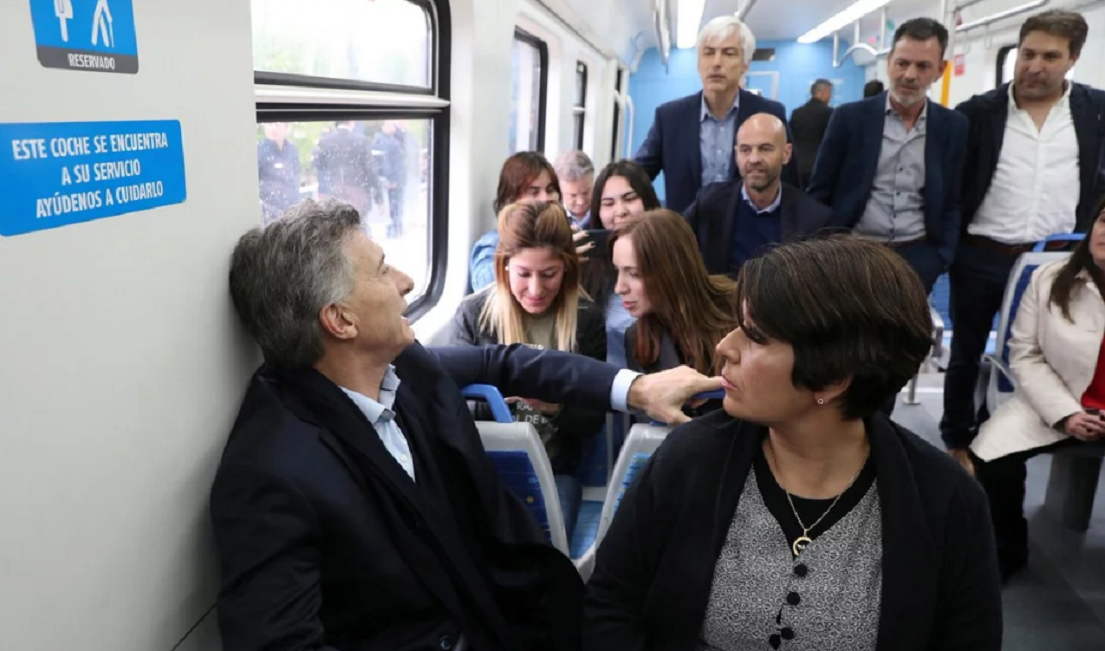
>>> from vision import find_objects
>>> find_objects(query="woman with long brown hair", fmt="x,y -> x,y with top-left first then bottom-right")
451,200 -> 607,538
971,196 -> 1105,581
610,209 -> 739,418
580,160 -> 662,367
468,152 -> 563,292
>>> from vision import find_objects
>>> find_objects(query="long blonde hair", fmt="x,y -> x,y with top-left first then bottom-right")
478,201 -> 582,351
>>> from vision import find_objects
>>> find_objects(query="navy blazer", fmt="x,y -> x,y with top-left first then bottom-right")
211,343 -> 622,651
956,82 -> 1105,234
807,93 -> 969,263
634,90 -> 801,215
684,180 -> 833,276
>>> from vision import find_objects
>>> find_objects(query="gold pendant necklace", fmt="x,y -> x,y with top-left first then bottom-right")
766,438 -> 868,557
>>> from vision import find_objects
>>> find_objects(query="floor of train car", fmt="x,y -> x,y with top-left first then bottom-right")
571,370 -> 1105,649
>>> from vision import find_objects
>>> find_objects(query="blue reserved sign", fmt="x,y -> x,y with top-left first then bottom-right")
0,120 -> 186,237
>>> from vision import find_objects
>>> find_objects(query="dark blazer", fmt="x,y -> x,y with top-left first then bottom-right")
807,93 -> 969,263
634,90 -> 801,214
211,343 -> 624,651
683,180 -> 833,276
790,98 -> 834,178
449,289 -> 608,473
583,411 -> 1002,651
956,82 -> 1105,234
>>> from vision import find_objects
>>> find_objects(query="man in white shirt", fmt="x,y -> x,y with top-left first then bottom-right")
943,10 -> 1105,524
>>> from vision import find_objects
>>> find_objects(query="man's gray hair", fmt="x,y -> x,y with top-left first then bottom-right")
229,198 -> 361,369
697,15 -> 757,66
553,150 -> 595,183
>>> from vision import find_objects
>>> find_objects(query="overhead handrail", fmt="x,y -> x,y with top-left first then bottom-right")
956,0 -> 1049,33
460,384 -> 513,424
1032,233 -> 1083,252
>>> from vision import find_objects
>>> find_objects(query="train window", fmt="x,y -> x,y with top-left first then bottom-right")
256,119 -> 434,295
510,29 -> 548,153
573,62 -> 588,150
251,0 -> 432,90
253,0 -> 451,320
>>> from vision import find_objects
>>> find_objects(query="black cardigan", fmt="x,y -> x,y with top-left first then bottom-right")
449,289 -> 608,474
583,410 -> 1002,651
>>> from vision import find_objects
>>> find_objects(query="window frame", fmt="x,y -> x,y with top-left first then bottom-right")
573,61 -> 588,151
512,27 -> 549,153
996,44 -> 1017,87
611,68 -> 623,160
252,0 -> 451,323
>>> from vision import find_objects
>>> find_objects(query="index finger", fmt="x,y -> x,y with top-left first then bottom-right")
664,411 -> 691,426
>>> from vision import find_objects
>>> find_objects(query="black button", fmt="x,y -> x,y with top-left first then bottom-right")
438,635 -> 453,651
787,591 -> 801,606
781,627 -> 795,641
769,633 -> 782,649
794,563 -> 808,577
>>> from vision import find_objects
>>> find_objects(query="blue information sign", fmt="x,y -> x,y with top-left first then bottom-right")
28,0 -> 139,73
0,120 -> 187,237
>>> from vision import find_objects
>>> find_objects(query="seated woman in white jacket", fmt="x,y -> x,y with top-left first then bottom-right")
971,198 -> 1105,583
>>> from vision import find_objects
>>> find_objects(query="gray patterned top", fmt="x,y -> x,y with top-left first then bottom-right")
698,467 -> 883,651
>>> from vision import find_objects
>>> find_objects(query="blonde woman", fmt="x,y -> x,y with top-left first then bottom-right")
451,201 -> 606,537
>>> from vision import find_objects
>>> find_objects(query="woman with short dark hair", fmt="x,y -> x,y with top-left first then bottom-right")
584,235 -> 1002,651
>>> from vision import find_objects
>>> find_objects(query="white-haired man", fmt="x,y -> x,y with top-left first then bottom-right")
212,198 -> 719,651
634,15 -> 800,214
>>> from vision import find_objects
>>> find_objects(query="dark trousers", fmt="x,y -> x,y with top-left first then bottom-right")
878,242 -> 946,417
940,243 -> 1021,448
973,438 -> 1085,577
554,474 -> 582,542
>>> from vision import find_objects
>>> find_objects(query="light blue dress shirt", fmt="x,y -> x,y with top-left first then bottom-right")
339,364 -> 641,478
340,366 -> 416,481
700,94 -> 741,186
740,183 -> 783,214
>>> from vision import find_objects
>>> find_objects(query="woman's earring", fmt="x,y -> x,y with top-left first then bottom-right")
816,398 -> 825,406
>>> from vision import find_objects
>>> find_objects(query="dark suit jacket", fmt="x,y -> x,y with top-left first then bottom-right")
211,343 -> 624,651
449,290 -> 608,474
790,98 -> 833,178
583,411 -> 1002,651
956,82 -> 1105,234
634,90 -> 801,214
807,93 -> 969,263
315,128 -> 378,216
683,180 -> 833,276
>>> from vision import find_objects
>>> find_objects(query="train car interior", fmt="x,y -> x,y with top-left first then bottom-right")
2,0 -> 1104,649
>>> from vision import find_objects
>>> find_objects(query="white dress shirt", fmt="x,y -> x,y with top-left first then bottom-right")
340,366 -> 642,480
969,83 -> 1080,244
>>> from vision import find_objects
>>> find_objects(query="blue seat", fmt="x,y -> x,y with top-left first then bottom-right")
980,252 -> 1071,414
575,422 -> 672,580
1032,233 -> 1084,252
462,385 -> 570,555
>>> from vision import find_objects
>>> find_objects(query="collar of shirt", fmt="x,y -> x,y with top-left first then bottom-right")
569,210 -> 590,229
1009,79 -> 1073,113
885,93 -> 929,121
338,365 -> 401,424
741,183 -> 783,214
700,92 -> 741,123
